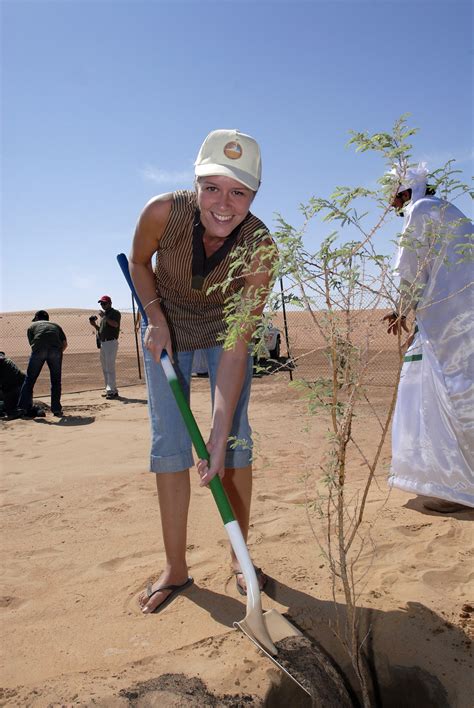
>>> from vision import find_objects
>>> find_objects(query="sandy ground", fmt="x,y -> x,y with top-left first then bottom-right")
1,373 -> 473,707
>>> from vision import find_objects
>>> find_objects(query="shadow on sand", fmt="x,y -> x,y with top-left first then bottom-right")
33,414 -> 96,426
403,495 -> 474,522
116,395 -> 148,405
186,576 -> 468,707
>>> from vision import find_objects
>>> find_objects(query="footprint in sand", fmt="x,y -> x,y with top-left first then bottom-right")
96,495 -> 118,504
256,486 -> 303,503
0,595 -> 26,609
34,511 -> 62,526
397,522 -> 433,535
422,566 -> 474,593
96,549 -> 155,573
102,504 -> 131,514
256,491 -> 279,502
291,565 -> 314,583
422,523 -> 463,554
251,514 -> 309,544
28,546 -> 63,557
197,633 -> 227,659
0,688 -> 18,701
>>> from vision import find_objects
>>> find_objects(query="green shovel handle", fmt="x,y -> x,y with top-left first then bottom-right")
116,253 -> 235,525
166,375 -> 236,524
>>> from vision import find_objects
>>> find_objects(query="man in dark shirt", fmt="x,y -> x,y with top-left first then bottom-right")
89,295 -> 121,399
17,310 -> 67,417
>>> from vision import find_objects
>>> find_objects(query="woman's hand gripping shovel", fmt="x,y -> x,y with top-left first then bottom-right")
117,253 -> 309,695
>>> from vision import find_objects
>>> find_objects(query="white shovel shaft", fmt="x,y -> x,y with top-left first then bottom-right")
225,520 -> 262,613
160,352 -> 176,380
225,520 -> 278,655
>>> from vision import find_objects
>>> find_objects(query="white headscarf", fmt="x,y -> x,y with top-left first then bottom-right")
389,162 -> 429,204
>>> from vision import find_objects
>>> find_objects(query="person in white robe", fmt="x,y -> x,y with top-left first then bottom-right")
385,163 -> 473,513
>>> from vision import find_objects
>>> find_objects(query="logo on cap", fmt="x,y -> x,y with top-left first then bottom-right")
223,141 -> 243,160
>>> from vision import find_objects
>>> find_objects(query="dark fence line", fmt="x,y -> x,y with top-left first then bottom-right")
1,304 -> 400,398
1,309 -> 143,397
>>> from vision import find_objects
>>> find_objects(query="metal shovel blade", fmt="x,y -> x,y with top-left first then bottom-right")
235,609 -> 311,696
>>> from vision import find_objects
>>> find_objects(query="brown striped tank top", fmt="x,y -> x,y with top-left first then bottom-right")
154,190 -> 272,352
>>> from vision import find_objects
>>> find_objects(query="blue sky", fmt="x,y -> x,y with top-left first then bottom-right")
2,0 -> 472,312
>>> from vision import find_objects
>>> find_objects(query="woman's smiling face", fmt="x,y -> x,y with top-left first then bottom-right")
196,175 -> 255,240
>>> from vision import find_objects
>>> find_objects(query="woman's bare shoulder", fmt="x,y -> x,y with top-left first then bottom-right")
140,193 -> 174,224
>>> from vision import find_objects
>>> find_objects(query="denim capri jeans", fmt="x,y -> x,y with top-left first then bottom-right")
142,338 -> 254,473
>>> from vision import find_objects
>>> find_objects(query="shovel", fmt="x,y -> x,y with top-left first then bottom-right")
116,253 -> 309,694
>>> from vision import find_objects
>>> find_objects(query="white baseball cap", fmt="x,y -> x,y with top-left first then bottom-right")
194,129 -> 262,191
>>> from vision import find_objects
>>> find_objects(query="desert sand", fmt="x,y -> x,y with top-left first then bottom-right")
1,312 -> 473,707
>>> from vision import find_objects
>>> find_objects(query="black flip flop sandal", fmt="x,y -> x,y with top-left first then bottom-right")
233,567 -> 267,597
142,577 -> 194,614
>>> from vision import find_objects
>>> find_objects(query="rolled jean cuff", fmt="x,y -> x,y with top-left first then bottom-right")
224,447 -> 252,469
150,451 -> 195,473
150,447 -> 251,473
143,341 -> 254,475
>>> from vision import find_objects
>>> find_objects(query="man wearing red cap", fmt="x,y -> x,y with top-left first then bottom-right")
89,296 -> 121,399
